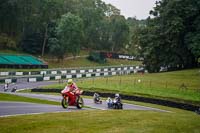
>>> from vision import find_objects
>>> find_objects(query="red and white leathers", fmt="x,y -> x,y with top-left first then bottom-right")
64,82 -> 81,95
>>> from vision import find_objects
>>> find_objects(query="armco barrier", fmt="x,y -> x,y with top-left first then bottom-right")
0,65 -> 144,83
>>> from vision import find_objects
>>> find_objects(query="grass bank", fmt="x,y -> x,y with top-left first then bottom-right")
0,49 -> 142,71
41,69 -> 200,105
0,109 -> 199,133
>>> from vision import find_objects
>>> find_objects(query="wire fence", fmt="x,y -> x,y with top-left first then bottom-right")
77,76 -> 200,93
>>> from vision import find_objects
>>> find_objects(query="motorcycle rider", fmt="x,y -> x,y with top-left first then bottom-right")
93,93 -> 100,101
114,93 -> 121,103
65,79 -> 82,97
106,97 -> 113,108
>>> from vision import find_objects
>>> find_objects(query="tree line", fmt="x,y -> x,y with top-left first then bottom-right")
138,0 -> 200,72
0,0 -> 136,56
0,0 -> 199,72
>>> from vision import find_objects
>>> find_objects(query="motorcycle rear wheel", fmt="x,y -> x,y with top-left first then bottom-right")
76,97 -> 84,109
61,98 -> 69,109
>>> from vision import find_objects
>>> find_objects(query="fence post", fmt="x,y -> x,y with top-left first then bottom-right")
119,77 -> 121,86
149,80 -> 151,88
134,79 -> 136,87
92,78 -> 94,88
106,77 -> 108,84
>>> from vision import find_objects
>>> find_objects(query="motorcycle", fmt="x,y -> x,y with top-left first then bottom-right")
112,99 -> 123,109
93,93 -> 102,104
61,87 -> 84,109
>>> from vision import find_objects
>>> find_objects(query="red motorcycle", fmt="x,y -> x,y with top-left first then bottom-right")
61,87 -> 84,109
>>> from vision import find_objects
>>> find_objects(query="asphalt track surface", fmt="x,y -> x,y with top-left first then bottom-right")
0,92 -> 169,117
0,81 -> 169,117
0,81 -> 57,92
0,101 -> 84,117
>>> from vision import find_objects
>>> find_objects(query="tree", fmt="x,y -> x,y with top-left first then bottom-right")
56,13 -> 83,58
139,0 -> 200,72
39,0 -> 63,56
109,15 -> 129,52
127,17 -> 146,55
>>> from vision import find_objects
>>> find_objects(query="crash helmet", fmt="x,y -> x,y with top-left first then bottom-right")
67,79 -> 73,85
115,93 -> 119,97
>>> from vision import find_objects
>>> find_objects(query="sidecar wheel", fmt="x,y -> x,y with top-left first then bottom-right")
61,98 -> 68,109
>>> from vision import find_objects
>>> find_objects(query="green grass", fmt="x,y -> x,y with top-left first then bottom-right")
47,58 -> 141,68
0,57 -> 141,71
41,69 -> 200,105
0,109 -> 199,133
0,93 -> 59,105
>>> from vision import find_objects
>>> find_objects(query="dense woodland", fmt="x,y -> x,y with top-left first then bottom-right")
0,0 -> 199,72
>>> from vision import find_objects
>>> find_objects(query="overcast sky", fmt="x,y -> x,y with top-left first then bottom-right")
102,0 -> 158,20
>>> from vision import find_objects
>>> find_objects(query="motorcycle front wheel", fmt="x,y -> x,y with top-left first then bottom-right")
76,97 -> 84,109
61,98 -> 69,109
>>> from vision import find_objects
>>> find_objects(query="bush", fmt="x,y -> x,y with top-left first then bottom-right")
87,52 -> 106,64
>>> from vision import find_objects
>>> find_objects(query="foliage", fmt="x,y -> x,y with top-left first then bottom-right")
0,0 -> 135,57
1,0 -> 199,71
0,34 -> 16,49
56,13 -> 83,58
138,0 -> 200,72
108,15 -> 130,52
87,51 -> 106,63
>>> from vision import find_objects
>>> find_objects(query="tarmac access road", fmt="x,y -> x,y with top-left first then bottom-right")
0,81 -> 58,92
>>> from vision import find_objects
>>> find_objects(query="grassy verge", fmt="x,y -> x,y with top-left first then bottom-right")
0,58 -> 141,71
0,109 -> 199,133
46,58 -> 141,68
0,93 -> 59,105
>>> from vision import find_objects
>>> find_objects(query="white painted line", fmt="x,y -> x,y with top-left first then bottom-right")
16,72 -> 23,76
112,72 -> 116,75
88,69 -> 93,73
96,69 -> 101,72
55,76 -> 61,80
0,111 -> 68,118
76,74 -> 82,78
104,68 -> 108,71
51,71 -> 57,75
71,70 -> 76,74
5,79 -> 12,83
104,72 -> 108,76
80,70 -> 85,73
28,78 -> 36,82
111,68 -> 115,71
117,68 -> 121,71
86,73 -> 91,77
61,71 -> 67,74
95,73 -> 100,77
0,72 -> 9,76
66,75 -> 72,79
40,71 -> 47,75
43,77 -> 50,81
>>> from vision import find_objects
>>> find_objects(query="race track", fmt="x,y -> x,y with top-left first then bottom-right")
0,81 -> 170,117
0,81 -> 57,92
0,92 -> 169,117
0,101 -> 77,117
